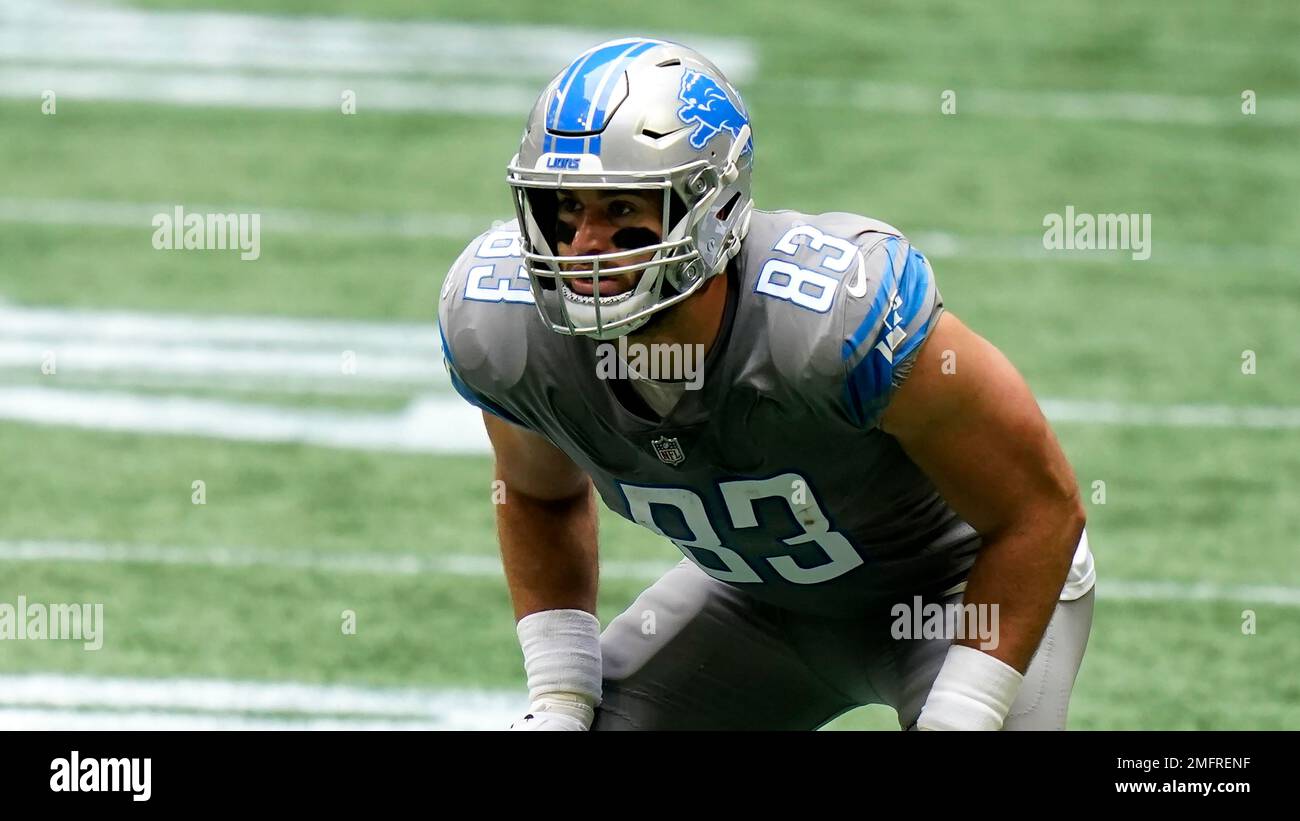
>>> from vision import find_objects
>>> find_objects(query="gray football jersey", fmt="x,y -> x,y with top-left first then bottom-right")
438,209 -> 981,617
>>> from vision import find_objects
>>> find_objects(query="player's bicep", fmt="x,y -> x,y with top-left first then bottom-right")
879,312 -> 1082,537
483,411 -> 589,503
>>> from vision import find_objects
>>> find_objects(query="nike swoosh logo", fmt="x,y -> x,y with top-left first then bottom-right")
845,250 -> 869,298
846,236 -> 894,299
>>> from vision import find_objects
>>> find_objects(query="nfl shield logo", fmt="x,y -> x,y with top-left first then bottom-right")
651,436 -> 686,466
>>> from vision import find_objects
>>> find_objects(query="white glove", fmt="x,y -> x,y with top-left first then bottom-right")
916,644 -> 1024,731
510,693 -> 595,731
508,609 -> 602,731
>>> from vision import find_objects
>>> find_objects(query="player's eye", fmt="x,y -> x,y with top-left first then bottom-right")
608,200 -> 637,217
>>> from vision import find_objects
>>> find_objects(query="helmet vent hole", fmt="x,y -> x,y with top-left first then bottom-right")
656,58 -> 682,67
716,191 -> 741,222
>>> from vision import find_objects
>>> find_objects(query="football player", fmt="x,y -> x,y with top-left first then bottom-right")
438,38 -> 1095,730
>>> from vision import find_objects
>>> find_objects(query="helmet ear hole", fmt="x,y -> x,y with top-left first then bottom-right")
716,191 -> 741,223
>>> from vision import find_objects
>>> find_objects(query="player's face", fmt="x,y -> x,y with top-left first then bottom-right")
555,188 -> 663,298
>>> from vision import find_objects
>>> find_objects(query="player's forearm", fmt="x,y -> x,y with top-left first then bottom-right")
496,481 -> 600,620
957,498 -> 1085,673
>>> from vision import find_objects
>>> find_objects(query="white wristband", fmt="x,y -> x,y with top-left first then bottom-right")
516,608 -> 602,708
916,644 -> 1024,731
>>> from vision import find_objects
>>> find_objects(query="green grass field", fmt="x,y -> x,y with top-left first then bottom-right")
1,0 -> 1297,729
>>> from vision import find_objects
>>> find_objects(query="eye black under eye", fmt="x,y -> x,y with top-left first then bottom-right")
555,220 -> 576,245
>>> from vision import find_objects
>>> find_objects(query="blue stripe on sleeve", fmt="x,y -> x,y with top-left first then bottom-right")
842,236 -> 902,361
841,242 -> 938,427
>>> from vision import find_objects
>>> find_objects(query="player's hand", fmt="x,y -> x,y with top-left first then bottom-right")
509,693 -> 595,731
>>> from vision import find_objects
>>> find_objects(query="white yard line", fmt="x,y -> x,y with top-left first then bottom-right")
0,673 -> 522,730
0,368 -> 431,399
0,538 -> 1296,607
0,0 -> 757,81
0,300 -> 445,390
0,0 -> 755,114
9,67 -> 1291,125
0,300 -> 439,355
767,78 -> 1300,126
0,387 -> 489,453
0,538 -> 675,581
0,197 -> 491,240
1,304 -> 1299,449
0,709 -> 488,730
0,340 -> 443,385
1100,580 -> 1300,608
3,385 -> 1300,458
0,66 -> 545,115
1037,399 -> 1300,431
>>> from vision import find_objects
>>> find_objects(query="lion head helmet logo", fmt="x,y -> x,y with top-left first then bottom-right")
675,69 -> 753,153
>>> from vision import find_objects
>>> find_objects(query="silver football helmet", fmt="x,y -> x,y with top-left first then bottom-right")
507,38 -> 755,339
